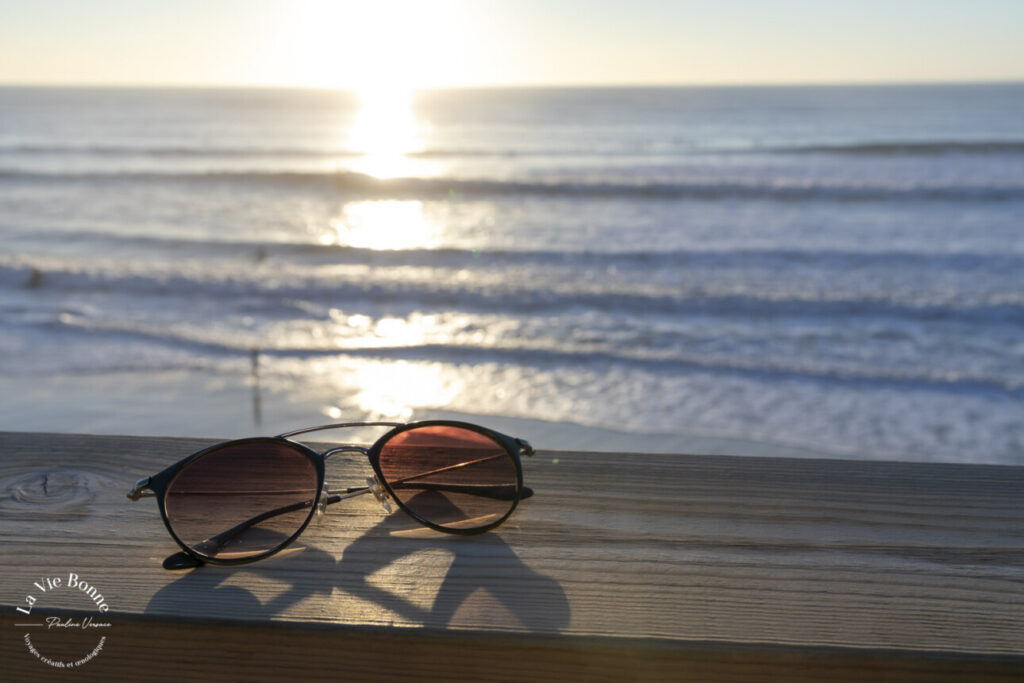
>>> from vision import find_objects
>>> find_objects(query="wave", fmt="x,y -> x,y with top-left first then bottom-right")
0,142 -> 625,159
3,259 -> 1022,325
781,140 -> 1024,156
8,139 -> 1024,159
0,143 -> 358,158
15,313 -> 1024,398
8,226 -> 1024,275
2,168 -> 1022,202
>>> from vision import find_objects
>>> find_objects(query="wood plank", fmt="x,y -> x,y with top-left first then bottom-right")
4,610 -> 1024,683
1,431 -> 1022,680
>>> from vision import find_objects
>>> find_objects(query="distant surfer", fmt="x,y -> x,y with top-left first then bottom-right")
25,266 -> 44,288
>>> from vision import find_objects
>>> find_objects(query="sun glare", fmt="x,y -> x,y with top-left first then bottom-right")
347,88 -> 422,178
323,200 -> 441,250
289,1 -> 474,177
353,361 -> 462,421
291,1 -> 467,91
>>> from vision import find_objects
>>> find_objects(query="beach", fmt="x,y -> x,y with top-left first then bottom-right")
1,84 -> 1022,464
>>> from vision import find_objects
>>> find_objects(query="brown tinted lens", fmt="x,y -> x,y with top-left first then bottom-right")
165,441 -> 318,560
378,425 -> 518,530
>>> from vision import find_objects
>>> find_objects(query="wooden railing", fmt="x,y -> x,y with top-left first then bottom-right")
1,431 -> 1022,681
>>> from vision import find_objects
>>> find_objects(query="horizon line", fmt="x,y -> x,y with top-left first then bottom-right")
1,78 -> 1023,92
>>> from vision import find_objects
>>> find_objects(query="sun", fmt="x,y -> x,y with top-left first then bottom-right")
286,1 -> 472,176
288,1 -> 469,92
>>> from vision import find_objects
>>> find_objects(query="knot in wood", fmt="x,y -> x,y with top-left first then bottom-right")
1,468 -> 107,518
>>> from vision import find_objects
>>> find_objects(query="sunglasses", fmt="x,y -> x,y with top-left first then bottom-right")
128,420 -> 535,570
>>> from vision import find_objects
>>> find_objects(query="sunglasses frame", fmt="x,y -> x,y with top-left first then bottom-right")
128,419 -> 535,569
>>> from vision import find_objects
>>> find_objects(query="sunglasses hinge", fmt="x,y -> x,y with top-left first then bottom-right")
127,476 -> 154,501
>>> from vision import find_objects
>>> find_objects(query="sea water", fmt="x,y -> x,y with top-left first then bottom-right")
0,84 -> 1022,463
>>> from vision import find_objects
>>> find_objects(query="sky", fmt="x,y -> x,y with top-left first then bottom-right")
1,0 -> 1022,89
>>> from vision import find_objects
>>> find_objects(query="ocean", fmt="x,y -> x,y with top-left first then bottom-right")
1,84 -> 1022,463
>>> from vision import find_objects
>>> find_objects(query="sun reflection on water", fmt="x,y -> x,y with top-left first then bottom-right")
348,88 -> 422,179
323,199 -> 441,250
352,360 -> 462,421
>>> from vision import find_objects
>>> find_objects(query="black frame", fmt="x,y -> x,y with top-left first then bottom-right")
128,420 -> 535,570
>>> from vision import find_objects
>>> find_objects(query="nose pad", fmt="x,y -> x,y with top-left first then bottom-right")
366,475 -> 394,514
315,485 -> 329,523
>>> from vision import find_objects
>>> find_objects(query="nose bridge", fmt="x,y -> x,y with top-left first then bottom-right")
322,444 -> 369,459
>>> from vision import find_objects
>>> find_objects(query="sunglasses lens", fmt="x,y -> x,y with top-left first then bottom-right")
164,440 -> 318,560
378,425 -> 519,531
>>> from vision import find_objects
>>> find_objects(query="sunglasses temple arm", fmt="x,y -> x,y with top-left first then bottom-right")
337,482 -> 534,502
171,476 -> 521,557
379,453 -> 508,485
327,435 -> 537,504
160,484 -> 531,571
340,454 -> 535,501
390,482 -> 526,500
162,493 -> 368,570
189,499 -> 314,556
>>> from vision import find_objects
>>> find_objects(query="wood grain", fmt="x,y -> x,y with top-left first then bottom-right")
1,431 -> 1022,680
